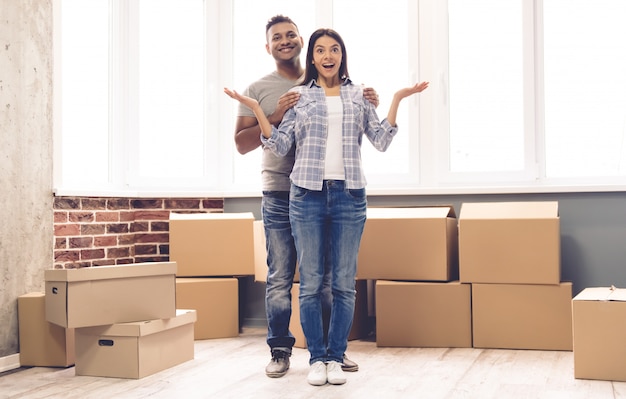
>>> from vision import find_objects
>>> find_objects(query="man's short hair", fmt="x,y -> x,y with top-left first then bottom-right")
265,15 -> 299,34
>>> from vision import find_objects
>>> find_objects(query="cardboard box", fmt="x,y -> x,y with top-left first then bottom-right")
472,282 -> 573,350
290,280 -> 369,349
75,309 -> 196,379
357,207 -> 458,281
18,292 -> 75,367
253,220 -> 300,283
459,201 -> 560,284
375,280 -> 471,348
45,262 -> 177,328
175,277 -> 239,339
572,286 -> 626,381
170,212 -> 254,277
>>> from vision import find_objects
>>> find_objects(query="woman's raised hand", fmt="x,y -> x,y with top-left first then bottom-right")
394,81 -> 430,101
224,88 -> 259,111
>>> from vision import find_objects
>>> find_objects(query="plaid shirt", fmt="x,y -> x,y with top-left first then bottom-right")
261,78 -> 397,191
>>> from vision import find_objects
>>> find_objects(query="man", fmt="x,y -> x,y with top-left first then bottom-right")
234,15 -> 377,378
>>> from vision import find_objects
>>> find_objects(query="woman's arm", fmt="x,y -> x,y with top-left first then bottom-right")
386,81 -> 430,126
224,88 -> 273,139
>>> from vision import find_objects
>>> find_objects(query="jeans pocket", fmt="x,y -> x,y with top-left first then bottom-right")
290,184 -> 309,201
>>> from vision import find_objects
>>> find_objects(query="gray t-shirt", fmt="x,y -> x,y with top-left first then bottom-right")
238,71 -> 300,191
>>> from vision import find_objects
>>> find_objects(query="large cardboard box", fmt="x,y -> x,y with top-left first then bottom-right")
290,280 -> 369,349
18,292 -> 75,367
472,282 -> 573,350
357,207 -> 458,281
45,262 -> 177,328
75,309 -> 196,379
175,277 -> 239,339
253,220 -> 300,283
459,201 -> 560,284
375,280 -> 471,348
170,212 -> 254,277
572,287 -> 626,381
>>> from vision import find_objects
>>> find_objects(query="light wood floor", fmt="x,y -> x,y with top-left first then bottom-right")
2,327 -> 625,399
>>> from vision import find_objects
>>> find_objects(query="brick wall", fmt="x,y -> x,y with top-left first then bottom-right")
53,196 -> 224,269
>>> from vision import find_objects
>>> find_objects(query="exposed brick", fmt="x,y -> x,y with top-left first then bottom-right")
116,258 -> 134,265
151,221 -> 169,232
131,199 -> 163,209
64,262 -> 90,269
81,224 -> 106,235
81,249 -> 105,260
164,199 -> 201,209
135,256 -> 169,263
69,212 -> 94,223
54,212 -> 68,223
135,233 -> 169,244
118,234 -> 135,245
55,237 -> 67,249
202,199 -> 224,209
70,237 -> 93,249
120,211 -> 136,222
54,250 -> 80,262
107,223 -> 129,234
54,197 -> 80,210
82,198 -> 107,210
96,211 -> 119,222
134,210 -> 170,221
108,198 -> 130,210
135,244 -> 157,255
108,247 -> 131,258
94,236 -> 117,247
159,244 -> 169,255
54,224 -> 80,236
93,259 -> 116,266
130,221 -> 150,232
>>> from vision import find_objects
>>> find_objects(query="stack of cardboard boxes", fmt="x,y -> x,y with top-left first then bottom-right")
38,261 -> 196,379
169,212 -> 255,340
358,206 -> 471,348
458,201 -> 572,351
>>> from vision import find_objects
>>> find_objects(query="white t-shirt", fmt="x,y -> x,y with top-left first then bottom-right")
323,96 -> 345,180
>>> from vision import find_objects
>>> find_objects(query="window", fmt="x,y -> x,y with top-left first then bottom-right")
54,0 -> 626,197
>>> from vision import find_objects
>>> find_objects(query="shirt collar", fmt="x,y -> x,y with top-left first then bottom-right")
307,77 -> 353,88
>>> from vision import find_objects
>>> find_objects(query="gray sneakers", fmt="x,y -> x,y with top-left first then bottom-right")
265,348 -> 291,378
342,354 -> 359,372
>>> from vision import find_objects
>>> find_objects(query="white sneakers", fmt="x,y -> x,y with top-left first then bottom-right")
307,361 -> 327,386
307,360 -> 347,386
326,361 -> 347,385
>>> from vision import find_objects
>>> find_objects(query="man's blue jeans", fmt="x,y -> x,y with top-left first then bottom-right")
289,180 -> 367,364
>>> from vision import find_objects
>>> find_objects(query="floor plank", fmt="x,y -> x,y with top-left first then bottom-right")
1,327 -> 623,399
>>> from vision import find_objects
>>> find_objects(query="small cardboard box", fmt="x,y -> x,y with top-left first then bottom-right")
175,277 -> 239,339
572,286 -> 626,381
170,212 -> 254,277
357,207 -> 458,281
45,262 -> 177,328
472,282 -> 573,351
290,280 -> 369,349
375,280 -> 471,348
18,292 -> 75,367
459,201 -> 560,284
253,220 -> 300,283
75,309 -> 196,379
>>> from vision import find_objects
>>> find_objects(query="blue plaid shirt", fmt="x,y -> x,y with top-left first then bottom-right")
261,78 -> 398,191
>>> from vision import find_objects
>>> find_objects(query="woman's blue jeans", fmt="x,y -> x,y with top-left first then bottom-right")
289,180 -> 367,364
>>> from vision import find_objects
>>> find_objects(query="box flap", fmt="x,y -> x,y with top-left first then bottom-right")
79,309 -> 197,337
44,262 -> 177,283
460,201 -> 558,220
366,206 -> 455,219
170,212 -> 254,220
573,286 -> 626,302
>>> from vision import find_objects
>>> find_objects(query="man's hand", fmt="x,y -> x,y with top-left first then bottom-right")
363,87 -> 380,108
269,91 -> 300,125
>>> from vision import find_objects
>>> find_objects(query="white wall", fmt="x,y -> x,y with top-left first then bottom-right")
0,0 -> 53,359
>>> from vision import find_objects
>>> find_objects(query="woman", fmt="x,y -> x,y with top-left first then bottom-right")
225,28 -> 429,386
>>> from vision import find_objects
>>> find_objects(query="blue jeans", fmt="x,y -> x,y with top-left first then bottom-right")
262,191 -> 332,351
289,181 -> 367,364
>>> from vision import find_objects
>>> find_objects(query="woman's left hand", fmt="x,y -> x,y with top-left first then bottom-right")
395,81 -> 430,100
224,87 -> 259,111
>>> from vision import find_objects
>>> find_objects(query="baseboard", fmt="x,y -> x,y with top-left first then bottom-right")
0,353 -> 20,373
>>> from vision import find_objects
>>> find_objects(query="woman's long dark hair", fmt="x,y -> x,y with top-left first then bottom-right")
301,28 -> 350,86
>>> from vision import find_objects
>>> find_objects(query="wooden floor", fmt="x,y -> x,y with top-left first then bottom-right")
2,327 -> 624,399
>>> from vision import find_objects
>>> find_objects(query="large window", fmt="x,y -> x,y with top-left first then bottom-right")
54,0 -> 626,197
